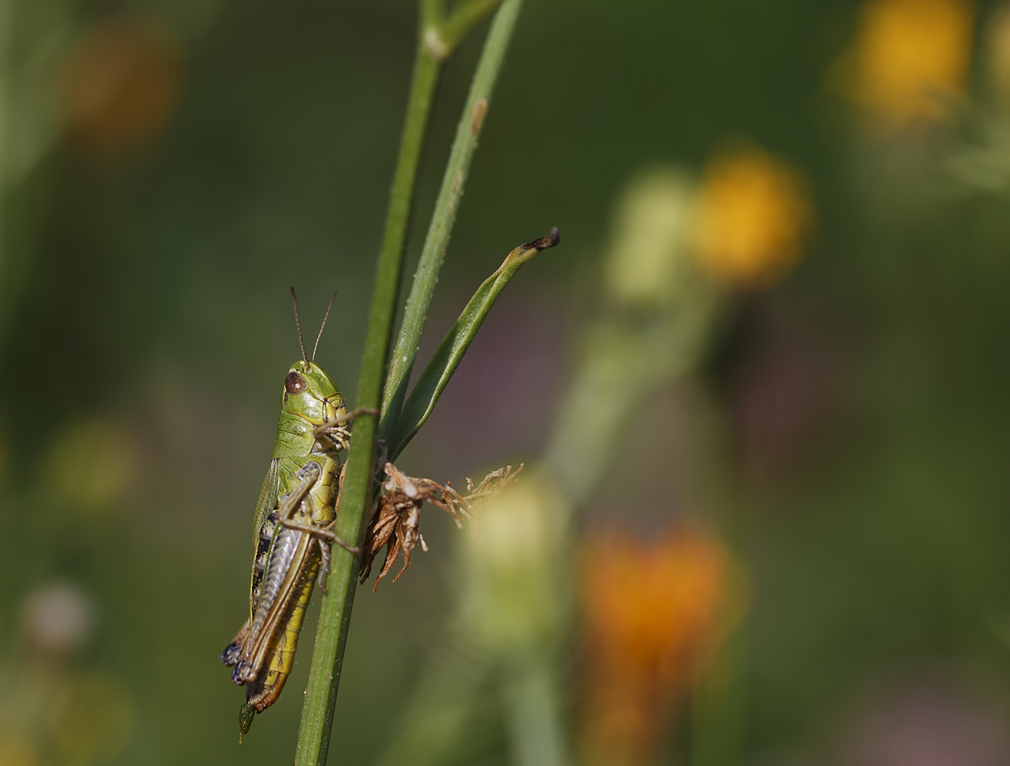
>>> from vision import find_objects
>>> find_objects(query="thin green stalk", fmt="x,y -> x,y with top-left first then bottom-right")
380,0 -> 525,444
294,1 -> 520,762
441,0 -> 504,49
293,21 -> 440,766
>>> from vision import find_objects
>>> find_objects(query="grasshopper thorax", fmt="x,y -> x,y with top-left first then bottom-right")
270,360 -> 349,460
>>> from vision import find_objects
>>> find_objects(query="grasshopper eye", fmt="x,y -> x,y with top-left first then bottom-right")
285,372 -> 307,394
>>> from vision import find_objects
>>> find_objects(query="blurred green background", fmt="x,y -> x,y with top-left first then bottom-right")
3,0 -> 1010,764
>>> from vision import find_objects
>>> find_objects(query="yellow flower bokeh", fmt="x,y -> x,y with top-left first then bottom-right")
843,0 -> 975,129
692,146 -> 813,289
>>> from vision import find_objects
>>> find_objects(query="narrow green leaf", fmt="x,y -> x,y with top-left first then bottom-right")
380,0 -> 526,443
389,228 -> 559,459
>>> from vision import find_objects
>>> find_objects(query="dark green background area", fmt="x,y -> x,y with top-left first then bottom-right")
3,0 -> 1010,763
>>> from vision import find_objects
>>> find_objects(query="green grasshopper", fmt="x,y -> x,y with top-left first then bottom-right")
221,290 -> 365,736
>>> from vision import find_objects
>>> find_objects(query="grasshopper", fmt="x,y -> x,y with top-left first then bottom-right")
221,290 -> 365,736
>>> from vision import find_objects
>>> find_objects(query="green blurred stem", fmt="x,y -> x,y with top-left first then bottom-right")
0,0 -> 12,347
543,278 -> 720,513
688,391 -> 748,766
503,652 -> 570,766
294,2 -> 518,763
380,0 -> 524,444
689,627 -> 746,766
376,648 -> 492,766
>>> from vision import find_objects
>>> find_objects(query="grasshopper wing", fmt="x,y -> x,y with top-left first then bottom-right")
221,458 -> 281,666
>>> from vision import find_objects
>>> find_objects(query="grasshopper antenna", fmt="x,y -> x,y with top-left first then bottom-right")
291,287 -> 308,362
312,291 -> 337,362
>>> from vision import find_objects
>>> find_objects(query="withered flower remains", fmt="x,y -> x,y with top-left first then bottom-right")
359,460 -> 522,591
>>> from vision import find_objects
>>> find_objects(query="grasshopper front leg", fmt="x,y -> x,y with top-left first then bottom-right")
313,406 -> 378,450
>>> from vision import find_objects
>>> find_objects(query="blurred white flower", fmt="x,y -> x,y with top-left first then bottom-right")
20,582 -> 94,658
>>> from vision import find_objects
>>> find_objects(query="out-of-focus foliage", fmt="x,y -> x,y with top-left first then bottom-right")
3,0 -> 1010,764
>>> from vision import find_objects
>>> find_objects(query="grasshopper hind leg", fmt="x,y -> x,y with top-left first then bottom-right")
221,619 -> 250,666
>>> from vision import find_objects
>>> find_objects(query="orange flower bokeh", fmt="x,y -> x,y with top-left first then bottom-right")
578,527 -> 744,766
57,15 -> 183,158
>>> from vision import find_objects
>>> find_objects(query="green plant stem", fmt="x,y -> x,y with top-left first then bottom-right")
294,1 -> 519,761
442,0 -> 503,49
293,22 -> 441,766
380,0 -> 525,444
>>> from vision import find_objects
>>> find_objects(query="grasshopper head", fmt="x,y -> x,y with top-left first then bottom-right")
281,360 -> 347,425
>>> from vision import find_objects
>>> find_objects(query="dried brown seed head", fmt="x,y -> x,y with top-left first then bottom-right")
358,462 -> 523,591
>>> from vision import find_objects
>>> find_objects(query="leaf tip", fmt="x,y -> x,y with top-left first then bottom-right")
525,227 -> 560,252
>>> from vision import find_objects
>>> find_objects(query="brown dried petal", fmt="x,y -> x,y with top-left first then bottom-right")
359,461 -> 523,591
464,464 -> 524,513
